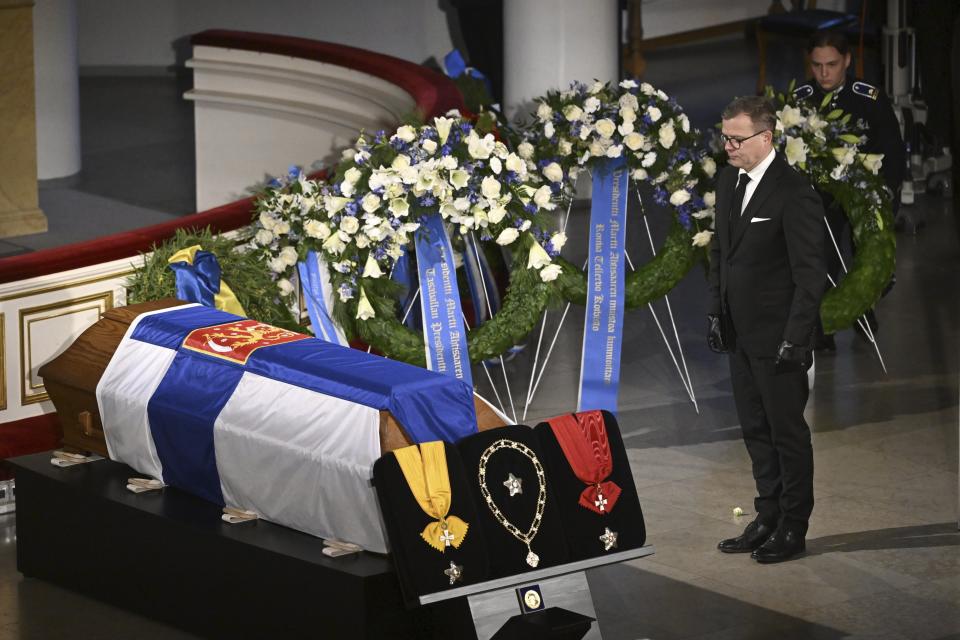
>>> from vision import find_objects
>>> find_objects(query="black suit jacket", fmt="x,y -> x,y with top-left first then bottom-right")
708,153 -> 827,357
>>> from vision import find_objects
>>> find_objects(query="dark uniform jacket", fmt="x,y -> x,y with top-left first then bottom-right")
708,153 -> 827,357
794,78 -> 906,193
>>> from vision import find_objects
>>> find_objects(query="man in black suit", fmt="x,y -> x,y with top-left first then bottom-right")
708,96 -> 827,563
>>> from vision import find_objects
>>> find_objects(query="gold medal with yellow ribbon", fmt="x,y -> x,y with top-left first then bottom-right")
394,442 -> 469,553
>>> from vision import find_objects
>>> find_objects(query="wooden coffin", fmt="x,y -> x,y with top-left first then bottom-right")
38,298 -> 504,457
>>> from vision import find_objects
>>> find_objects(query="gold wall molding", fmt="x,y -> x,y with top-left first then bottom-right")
19,291 -> 113,405
0,268 -> 135,303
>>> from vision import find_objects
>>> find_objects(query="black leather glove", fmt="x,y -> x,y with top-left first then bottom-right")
775,340 -> 812,373
707,314 -> 728,354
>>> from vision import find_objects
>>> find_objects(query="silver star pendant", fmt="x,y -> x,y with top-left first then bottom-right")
444,561 -> 463,585
599,527 -> 618,551
503,472 -> 523,496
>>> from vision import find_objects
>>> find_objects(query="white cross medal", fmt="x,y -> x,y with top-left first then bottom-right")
595,491 -> 608,512
439,528 -> 455,547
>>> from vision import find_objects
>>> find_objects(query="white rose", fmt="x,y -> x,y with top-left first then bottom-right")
304,220 -> 331,240
584,96 -> 601,113
679,114 -> 690,133
490,156 -> 502,175
344,167 -> 362,184
558,139 -> 573,155
691,230 -> 714,247
550,232 -> 567,251
277,278 -> 294,296
631,168 -> 648,181
624,132 -> 645,151
340,180 -> 355,197
657,89 -> 668,100
606,144 -> 623,158
255,229 -> 274,245
526,240 -> 551,269
340,216 -> 360,234
361,193 -> 381,213
279,246 -> 299,266
589,141 -> 606,157
620,79 -> 638,89
394,125 -> 417,143
589,80 -> 606,94
496,228 -> 520,245
704,191 -> 716,207
362,254 -> 383,279
595,118 -> 616,138
543,162 -> 564,183
487,204 -> 507,224
269,257 -> 287,273
518,141 -> 534,159
618,121 -> 635,136
536,102 -> 553,123
539,263 -> 562,282
563,104 -> 584,121
481,176 -> 501,199
641,151 -> 657,167
679,161 -> 692,176
701,156 -> 717,178
659,123 -> 676,148
646,106 -> 662,122
669,189 -> 691,206
505,153 -> 525,174
578,124 -> 593,141
259,211 -> 277,230
619,93 -> 639,111
784,135 -> 808,166
354,233 -> 370,249
434,117 -> 453,144
544,121 -> 555,139
422,139 -> 438,155
533,185 -> 553,209
272,220 -> 290,236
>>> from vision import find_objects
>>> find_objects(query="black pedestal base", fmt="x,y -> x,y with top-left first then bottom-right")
9,453 -> 474,640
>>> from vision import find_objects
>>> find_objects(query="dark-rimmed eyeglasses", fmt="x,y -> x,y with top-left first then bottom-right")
719,130 -> 769,150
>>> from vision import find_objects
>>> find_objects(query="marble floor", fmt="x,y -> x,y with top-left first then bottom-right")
0,32 -> 958,640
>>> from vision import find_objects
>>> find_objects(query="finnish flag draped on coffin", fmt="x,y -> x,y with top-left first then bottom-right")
95,304 -> 478,553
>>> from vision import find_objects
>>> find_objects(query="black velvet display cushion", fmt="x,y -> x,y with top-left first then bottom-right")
372,441 -> 490,604
457,425 -> 569,578
533,411 -> 646,561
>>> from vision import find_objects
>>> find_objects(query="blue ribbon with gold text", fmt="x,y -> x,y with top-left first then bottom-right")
578,156 -> 629,413
297,251 -> 347,345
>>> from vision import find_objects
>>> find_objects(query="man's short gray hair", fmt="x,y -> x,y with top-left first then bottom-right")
721,96 -> 777,133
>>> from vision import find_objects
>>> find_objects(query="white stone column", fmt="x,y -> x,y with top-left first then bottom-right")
503,0 -> 619,121
33,0 -> 80,179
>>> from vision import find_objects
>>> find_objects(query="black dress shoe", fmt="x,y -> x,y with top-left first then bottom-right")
717,520 -> 775,553
751,528 -> 806,563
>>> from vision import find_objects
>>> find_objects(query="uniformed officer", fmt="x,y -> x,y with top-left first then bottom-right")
793,30 -> 904,347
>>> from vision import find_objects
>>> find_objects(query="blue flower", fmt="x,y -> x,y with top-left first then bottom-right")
420,196 -> 436,207
678,212 -> 692,230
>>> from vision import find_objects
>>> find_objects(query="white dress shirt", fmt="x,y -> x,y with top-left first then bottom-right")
737,148 -> 777,215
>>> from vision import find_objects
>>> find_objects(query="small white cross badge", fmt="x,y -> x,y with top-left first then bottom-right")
439,528 -> 455,547
595,493 -> 608,512
503,473 -> 523,496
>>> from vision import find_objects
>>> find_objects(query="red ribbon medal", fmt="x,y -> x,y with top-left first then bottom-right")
547,410 -> 621,515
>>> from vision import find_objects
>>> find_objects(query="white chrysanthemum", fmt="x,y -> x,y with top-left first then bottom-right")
518,141 -> 535,159
536,102 -> 553,123
279,246 -> 298,266
255,229 -> 274,245
584,96 -> 601,113
641,151 -> 657,167
277,278 -> 294,296
269,257 -> 287,273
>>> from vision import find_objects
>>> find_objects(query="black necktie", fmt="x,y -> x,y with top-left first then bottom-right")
730,173 -> 751,222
